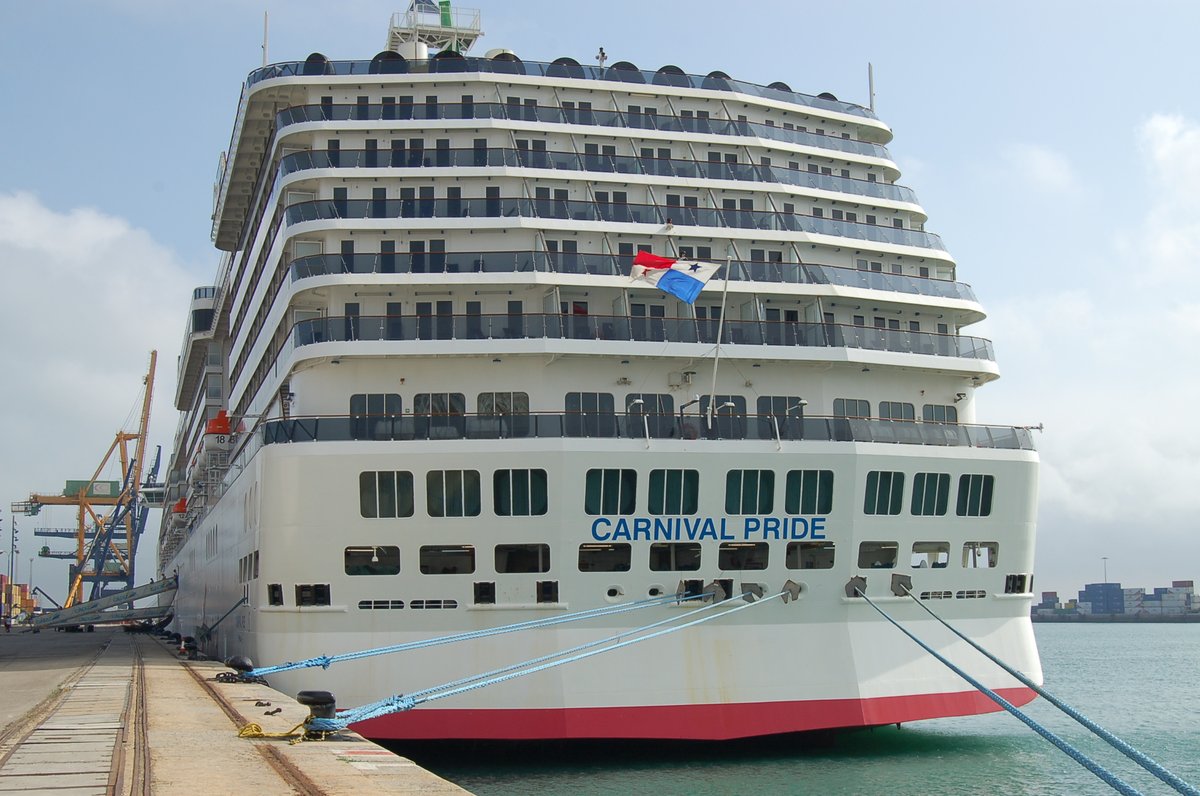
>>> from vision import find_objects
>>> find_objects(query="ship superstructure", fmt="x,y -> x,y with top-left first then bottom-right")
160,4 -> 1041,740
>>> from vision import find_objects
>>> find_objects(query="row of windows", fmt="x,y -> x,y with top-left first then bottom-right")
361,467 -> 993,519
341,540 -> 1002,575
864,473 -> 994,517
360,467 -> 832,518
351,392 -> 959,427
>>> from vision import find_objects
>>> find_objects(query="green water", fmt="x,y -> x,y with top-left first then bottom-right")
406,624 -> 1200,795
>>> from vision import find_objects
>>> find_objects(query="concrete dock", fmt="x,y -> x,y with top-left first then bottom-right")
0,629 -> 469,795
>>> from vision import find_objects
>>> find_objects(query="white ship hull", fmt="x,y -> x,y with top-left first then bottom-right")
167,439 -> 1040,740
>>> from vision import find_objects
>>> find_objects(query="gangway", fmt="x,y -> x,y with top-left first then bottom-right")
30,575 -> 177,630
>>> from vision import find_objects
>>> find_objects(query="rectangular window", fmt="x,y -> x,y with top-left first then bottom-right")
649,542 -> 701,571
784,470 -> 834,514
295,584 -> 331,606
786,541 -> 835,569
578,543 -> 631,572
718,542 -> 769,570
350,393 -> 402,438
566,391 -> 616,437
420,545 -> 475,574
648,469 -> 699,515
344,546 -> 401,575
725,470 -> 774,514
858,541 -> 898,569
962,541 -> 999,568
495,543 -> 550,574
427,470 -> 482,517
864,471 -> 904,515
626,393 -> 674,438
911,542 -> 950,569
911,473 -> 950,516
268,584 -> 283,606
494,469 -> 548,516
957,474 -> 995,517
478,391 -> 529,415
585,469 -> 637,515
922,404 -> 959,424
878,401 -> 915,421
833,398 -> 870,418
359,471 -> 414,518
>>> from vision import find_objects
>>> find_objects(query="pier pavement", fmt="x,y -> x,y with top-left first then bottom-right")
0,628 -> 469,795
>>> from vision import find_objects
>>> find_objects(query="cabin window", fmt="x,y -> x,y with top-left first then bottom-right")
911,473 -> 950,516
267,584 -> 284,606
911,542 -> 950,569
785,470 -> 834,515
344,546 -> 401,575
578,543 -> 631,572
957,474 -> 995,517
426,470 -> 481,517
864,471 -> 904,516
648,469 -> 699,515
833,398 -> 870,418
786,541 -> 835,569
566,392 -> 616,437
350,393 -> 402,439
420,545 -> 476,574
359,471 -> 414,518
879,401 -> 915,421
963,542 -> 999,568
923,404 -> 959,424
725,470 -> 774,514
858,542 -> 898,569
649,542 -> 701,571
584,469 -> 637,515
493,469 -> 548,516
495,544 -> 550,574
718,542 -> 769,570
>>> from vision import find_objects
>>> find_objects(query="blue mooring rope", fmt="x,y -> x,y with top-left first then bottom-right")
308,590 -> 783,731
901,589 -> 1200,796
856,589 -> 1141,796
251,592 -> 688,677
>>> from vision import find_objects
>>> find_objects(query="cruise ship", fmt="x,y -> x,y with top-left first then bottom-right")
160,3 -> 1042,741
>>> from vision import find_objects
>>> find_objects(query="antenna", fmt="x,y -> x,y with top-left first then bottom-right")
262,11 -> 269,68
868,62 -> 875,113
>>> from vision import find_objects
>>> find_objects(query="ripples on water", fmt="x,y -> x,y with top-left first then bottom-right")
394,624 -> 1200,795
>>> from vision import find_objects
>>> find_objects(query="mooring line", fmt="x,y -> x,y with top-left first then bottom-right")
901,589 -> 1200,796
856,589 -> 1141,796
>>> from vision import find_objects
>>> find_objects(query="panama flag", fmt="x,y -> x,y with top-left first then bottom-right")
630,251 -> 721,304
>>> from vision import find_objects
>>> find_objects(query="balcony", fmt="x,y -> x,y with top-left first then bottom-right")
276,102 -> 892,160
247,59 -> 879,120
277,146 -> 919,207
258,412 -> 1036,451
290,251 -> 977,303
285,197 -> 947,252
290,314 -> 995,361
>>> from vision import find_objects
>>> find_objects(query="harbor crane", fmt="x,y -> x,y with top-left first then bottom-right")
11,352 -> 161,607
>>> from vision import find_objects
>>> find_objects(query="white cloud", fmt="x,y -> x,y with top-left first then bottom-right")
0,192 -> 196,599
981,115 -> 1200,593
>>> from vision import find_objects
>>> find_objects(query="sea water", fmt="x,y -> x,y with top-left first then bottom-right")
406,623 -> 1200,795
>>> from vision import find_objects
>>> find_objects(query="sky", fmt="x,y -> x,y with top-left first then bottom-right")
1,0 -> 1199,603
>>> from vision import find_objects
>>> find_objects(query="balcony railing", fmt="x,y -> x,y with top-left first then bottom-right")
290,251 -> 977,303
259,412 -> 1036,451
278,146 -> 919,205
291,314 -> 996,361
275,102 -> 891,159
248,58 -> 878,119
285,198 -> 947,252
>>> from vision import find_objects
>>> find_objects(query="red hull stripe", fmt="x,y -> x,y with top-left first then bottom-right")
353,687 -> 1037,741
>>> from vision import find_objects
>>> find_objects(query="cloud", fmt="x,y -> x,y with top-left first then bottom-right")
981,115 -> 1200,592
0,192 -> 195,598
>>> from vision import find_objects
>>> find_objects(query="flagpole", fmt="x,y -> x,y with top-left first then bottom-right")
705,253 -> 733,427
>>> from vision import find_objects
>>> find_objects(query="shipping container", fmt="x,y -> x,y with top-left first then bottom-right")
61,480 -> 122,499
